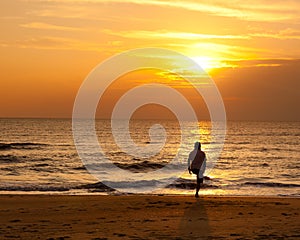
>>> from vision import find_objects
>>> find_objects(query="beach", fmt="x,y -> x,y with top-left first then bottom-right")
0,195 -> 299,239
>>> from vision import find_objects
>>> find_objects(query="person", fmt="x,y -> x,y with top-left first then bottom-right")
188,141 -> 206,198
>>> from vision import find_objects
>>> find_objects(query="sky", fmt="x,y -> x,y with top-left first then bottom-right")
0,0 -> 300,120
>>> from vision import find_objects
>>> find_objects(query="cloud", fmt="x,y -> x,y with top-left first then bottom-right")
0,36 -> 105,51
250,28 -> 300,40
26,0 -> 300,22
5,37 -> 77,50
223,58 -> 300,68
20,22 -> 83,31
103,29 -> 249,40
214,58 -> 300,120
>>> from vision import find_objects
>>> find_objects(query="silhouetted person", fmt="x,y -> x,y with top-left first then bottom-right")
188,142 -> 206,198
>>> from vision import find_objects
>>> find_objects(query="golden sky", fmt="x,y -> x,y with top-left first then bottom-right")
1,0 -> 300,120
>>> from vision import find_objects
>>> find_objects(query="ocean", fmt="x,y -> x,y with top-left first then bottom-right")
0,119 -> 299,197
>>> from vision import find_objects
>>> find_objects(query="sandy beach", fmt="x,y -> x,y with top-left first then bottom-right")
0,195 -> 299,239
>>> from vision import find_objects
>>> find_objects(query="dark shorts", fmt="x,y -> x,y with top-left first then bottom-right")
191,169 -> 203,184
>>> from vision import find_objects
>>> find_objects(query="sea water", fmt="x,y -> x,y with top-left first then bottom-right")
0,119 -> 299,196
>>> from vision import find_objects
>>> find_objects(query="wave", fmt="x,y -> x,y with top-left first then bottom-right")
0,154 -> 28,163
0,154 -> 19,162
0,142 -> 48,150
244,182 -> 300,188
114,161 -> 167,173
102,180 -> 164,190
76,182 -> 115,192
0,182 -> 115,193
167,177 -> 217,189
0,179 -> 299,194
76,178 -> 214,191
0,185 -> 70,192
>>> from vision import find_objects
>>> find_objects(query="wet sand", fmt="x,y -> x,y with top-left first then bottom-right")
0,195 -> 299,239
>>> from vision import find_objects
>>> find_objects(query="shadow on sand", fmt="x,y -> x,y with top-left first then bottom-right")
178,198 -> 210,238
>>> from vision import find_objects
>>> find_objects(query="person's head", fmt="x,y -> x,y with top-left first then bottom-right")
194,141 -> 201,150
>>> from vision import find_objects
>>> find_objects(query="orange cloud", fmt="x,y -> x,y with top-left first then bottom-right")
20,22 -> 83,31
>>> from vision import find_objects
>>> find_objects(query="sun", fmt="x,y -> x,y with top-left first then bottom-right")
190,56 -> 214,71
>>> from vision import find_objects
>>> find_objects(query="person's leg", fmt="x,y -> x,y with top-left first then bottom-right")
195,176 -> 204,198
195,175 -> 200,198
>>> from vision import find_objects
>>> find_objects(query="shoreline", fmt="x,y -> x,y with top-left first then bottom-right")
0,192 -> 299,198
0,195 -> 299,239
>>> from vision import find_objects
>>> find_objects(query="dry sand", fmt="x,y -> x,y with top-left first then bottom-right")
0,195 -> 299,239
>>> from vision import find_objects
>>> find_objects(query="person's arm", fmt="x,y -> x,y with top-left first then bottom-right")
187,153 -> 192,174
202,157 -> 206,173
